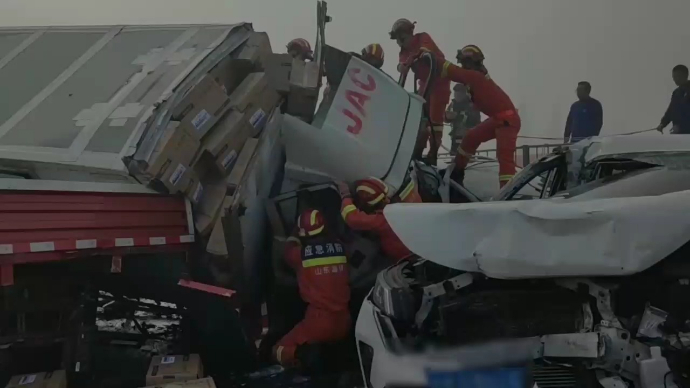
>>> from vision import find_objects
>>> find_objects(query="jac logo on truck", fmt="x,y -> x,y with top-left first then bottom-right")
342,67 -> 377,135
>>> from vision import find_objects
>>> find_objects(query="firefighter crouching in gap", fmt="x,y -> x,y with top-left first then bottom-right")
337,178 -> 415,263
287,38 -> 313,61
444,45 -> 521,188
273,209 -> 351,368
390,18 -> 451,167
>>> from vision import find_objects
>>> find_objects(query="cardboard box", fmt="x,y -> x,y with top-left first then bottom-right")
142,378 -> 216,388
239,32 -> 272,68
287,61 -> 320,119
145,354 -> 203,386
146,122 -> 200,177
205,194 -> 236,255
213,106 -> 267,174
5,370 -> 67,388
184,175 -> 204,205
200,110 -> 246,158
200,74 -> 278,171
193,167 -> 231,235
226,138 -> 259,192
228,73 -> 270,113
156,159 -> 194,194
209,32 -> 272,95
264,54 -> 293,94
172,75 -> 230,140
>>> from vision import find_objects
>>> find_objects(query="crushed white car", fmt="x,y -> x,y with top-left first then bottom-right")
357,163 -> 690,388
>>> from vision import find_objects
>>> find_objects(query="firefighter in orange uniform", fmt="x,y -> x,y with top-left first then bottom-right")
337,178 -> 414,262
287,38 -> 313,61
442,45 -> 521,188
390,18 -> 451,166
273,209 -> 351,368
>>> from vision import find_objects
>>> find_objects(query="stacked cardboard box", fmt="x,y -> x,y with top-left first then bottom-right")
137,31 -> 281,239
144,354 -> 204,386
5,371 -> 67,388
142,378 -> 216,388
264,54 -> 321,120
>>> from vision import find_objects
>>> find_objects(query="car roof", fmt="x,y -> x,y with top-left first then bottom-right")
571,135 -> 690,164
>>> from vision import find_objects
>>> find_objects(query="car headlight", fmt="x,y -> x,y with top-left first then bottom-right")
371,261 -> 418,322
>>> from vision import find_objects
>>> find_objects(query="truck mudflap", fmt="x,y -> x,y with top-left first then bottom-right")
0,181 -> 195,286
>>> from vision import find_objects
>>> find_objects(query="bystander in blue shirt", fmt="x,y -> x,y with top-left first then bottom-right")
564,82 -> 603,143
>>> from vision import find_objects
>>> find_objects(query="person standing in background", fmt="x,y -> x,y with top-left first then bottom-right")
445,84 -> 481,156
564,81 -> 603,143
657,65 -> 690,134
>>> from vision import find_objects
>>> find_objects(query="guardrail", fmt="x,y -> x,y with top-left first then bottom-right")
438,143 -> 565,167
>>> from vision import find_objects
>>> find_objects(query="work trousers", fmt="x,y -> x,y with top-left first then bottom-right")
413,82 -> 451,165
455,115 -> 521,187
273,306 -> 351,367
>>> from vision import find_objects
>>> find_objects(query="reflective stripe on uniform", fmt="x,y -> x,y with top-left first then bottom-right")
276,346 -> 284,363
286,236 -> 301,244
367,193 -> 385,205
356,185 -> 376,195
307,225 -> 324,236
499,174 -> 514,182
432,125 -> 444,133
399,180 -> 415,200
302,255 -> 347,268
441,60 -> 451,78
341,204 -> 357,219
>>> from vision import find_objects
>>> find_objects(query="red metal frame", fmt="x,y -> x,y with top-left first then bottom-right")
0,190 -> 195,286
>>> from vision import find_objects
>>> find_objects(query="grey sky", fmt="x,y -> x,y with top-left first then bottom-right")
2,0 -> 689,144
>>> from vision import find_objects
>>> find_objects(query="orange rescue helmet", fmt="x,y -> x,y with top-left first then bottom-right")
297,208 -> 325,237
361,43 -> 385,68
389,19 -> 416,39
287,38 -> 313,60
457,44 -> 485,63
355,177 -> 390,207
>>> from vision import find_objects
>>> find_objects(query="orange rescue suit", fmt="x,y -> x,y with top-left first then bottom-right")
399,32 -> 451,127
273,236 -> 351,367
441,61 -> 522,186
340,197 -> 413,262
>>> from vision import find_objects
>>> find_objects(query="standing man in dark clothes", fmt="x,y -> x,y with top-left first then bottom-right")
445,84 -> 481,156
564,81 -> 603,143
657,65 -> 690,134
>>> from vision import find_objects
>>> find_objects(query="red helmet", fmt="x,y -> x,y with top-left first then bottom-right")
361,43 -> 385,68
457,45 -> 485,63
297,208 -> 325,237
389,19 -> 415,39
355,178 -> 390,206
287,38 -> 313,60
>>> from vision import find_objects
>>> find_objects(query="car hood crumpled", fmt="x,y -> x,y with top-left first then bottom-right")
384,191 -> 690,278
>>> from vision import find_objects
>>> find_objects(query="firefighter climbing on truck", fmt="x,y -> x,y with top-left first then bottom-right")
443,45 -> 522,188
287,38 -> 313,61
337,178 -> 415,263
391,18 -> 451,167
273,209 -> 351,369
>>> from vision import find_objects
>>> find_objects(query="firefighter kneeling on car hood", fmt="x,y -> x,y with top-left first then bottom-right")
273,209 -> 351,369
337,178 -> 416,263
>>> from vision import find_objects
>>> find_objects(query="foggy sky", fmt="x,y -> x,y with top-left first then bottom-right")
1,0 -> 689,145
